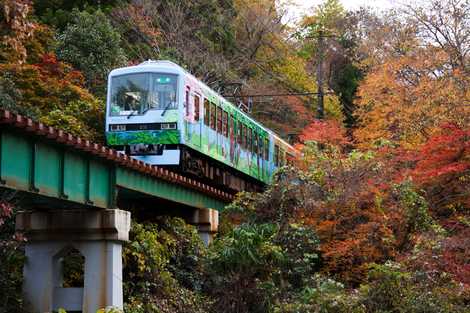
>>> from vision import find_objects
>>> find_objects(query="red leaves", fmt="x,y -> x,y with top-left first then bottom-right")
298,119 -> 350,147
36,53 -> 85,86
0,201 -> 13,227
411,123 -> 470,185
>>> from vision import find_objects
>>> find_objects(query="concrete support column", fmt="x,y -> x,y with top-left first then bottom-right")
191,208 -> 218,245
81,241 -> 123,311
16,209 -> 130,313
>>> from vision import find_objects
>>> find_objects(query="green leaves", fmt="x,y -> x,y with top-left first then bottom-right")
208,223 -> 283,274
56,9 -> 126,96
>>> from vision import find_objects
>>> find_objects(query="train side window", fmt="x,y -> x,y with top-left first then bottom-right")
210,102 -> 216,130
247,128 -> 252,153
229,115 -> 235,139
258,136 -> 263,158
264,138 -> 269,160
216,106 -> 222,133
194,95 -> 200,121
237,122 -> 242,145
185,87 -> 190,117
222,111 -> 228,137
204,99 -> 210,126
274,144 -> 280,166
253,132 -> 258,155
242,124 -> 247,149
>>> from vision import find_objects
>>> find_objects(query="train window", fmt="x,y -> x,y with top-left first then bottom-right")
274,145 -> 280,166
204,99 -> 209,125
210,102 -> 216,130
194,95 -> 200,121
237,122 -> 242,145
216,106 -> 222,133
229,115 -> 235,139
110,73 -> 178,116
110,73 -> 149,115
247,128 -> 252,153
185,87 -> 190,117
242,124 -> 247,148
253,132 -> 258,155
258,136 -> 263,158
222,111 -> 228,137
264,138 -> 269,160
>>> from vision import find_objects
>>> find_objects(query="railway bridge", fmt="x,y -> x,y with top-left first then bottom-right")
0,109 -> 233,313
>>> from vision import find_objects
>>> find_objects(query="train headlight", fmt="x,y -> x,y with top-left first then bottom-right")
109,124 -> 126,131
161,123 -> 177,130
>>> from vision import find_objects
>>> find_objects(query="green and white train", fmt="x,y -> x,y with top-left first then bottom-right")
106,60 -> 297,191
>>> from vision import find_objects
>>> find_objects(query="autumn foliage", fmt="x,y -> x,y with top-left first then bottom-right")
296,119 -> 350,148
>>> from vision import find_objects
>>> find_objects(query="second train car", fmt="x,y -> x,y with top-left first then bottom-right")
105,60 -> 297,192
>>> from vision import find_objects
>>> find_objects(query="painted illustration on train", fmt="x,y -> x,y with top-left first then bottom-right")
105,60 -> 298,192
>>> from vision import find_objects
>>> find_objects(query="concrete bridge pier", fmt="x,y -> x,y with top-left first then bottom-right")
16,209 -> 130,313
191,208 -> 219,245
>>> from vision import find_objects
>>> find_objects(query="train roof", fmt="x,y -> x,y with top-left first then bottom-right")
109,60 -> 298,155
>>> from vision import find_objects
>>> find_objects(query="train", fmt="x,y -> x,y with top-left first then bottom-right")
105,60 -> 297,192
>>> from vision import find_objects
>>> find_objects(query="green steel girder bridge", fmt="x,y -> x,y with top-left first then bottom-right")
0,108 -> 232,313
0,109 -> 232,211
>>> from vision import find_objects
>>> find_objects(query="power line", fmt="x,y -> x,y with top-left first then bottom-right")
222,91 -> 334,98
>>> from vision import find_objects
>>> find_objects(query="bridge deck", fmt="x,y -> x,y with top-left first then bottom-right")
0,109 -> 232,211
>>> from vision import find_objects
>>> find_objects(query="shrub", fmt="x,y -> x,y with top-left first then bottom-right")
0,196 -> 25,313
56,9 -> 126,95
122,218 -> 208,313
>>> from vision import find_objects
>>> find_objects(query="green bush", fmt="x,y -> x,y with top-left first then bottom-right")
0,198 -> 25,313
275,275 -> 365,313
204,223 -> 284,313
275,223 -> 321,289
56,9 -> 126,95
122,218 -> 208,313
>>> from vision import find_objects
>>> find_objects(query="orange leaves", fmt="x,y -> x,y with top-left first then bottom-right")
0,0 -> 36,63
354,47 -> 469,149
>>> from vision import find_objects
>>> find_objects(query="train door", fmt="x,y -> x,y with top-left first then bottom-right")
216,106 -> 223,157
192,93 -> 201,147
254,132 -> 260,179
264,137 -> 269,180
184,86 -> 191,142
229,114 -> 236,165
184,86 -> 202,147
221,110 -> 229,160
203,98 -> 210,152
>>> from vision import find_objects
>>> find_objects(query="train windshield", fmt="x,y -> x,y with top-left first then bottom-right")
109,73 -> 178,116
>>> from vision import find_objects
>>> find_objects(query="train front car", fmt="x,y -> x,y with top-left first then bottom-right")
106,60 -> 299,192
105,61 -> 183,165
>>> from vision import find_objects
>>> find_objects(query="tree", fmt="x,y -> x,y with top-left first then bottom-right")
295,119 -> 350,148
354,0 -> 469,148
298,0 -> 364,125
403,0 -> 469,73
110,0 -> 161,62
0,53 -> 104,141
0,0 -> 36,64
410,123 -> 470,216
56,9 -> 126,96
354,47 -> 469,148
